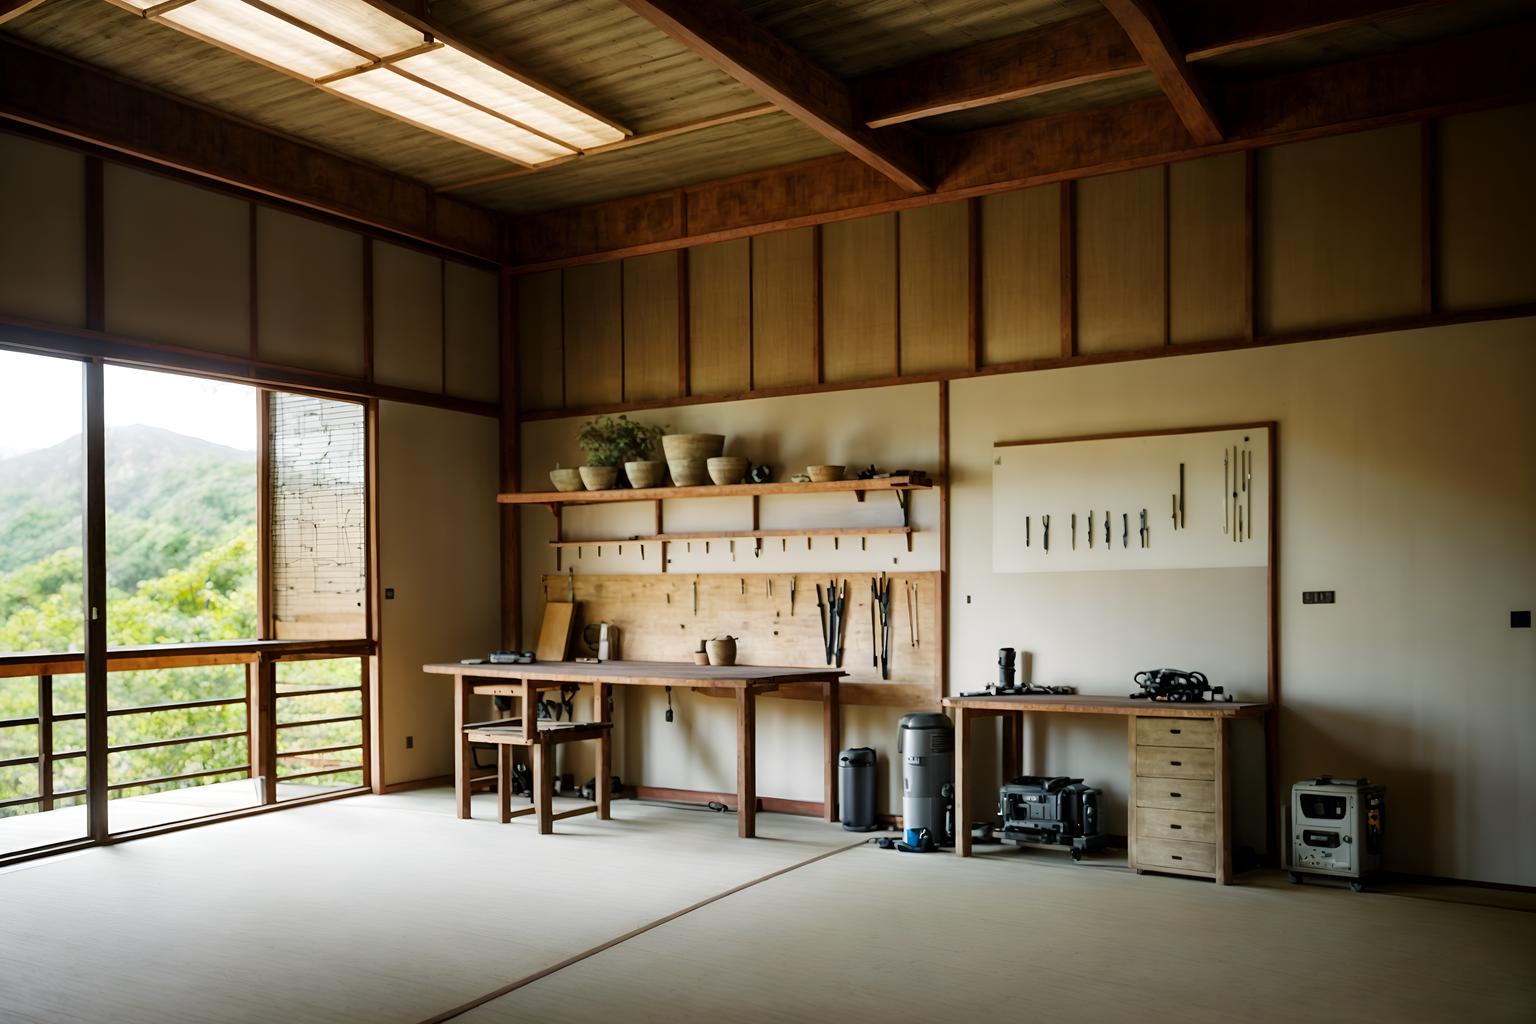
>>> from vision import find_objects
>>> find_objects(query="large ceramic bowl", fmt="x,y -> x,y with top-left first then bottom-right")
807,464 -> 845,483
706,456 -> 749,485
667,458 -> 710,487
661,433 -> 725,461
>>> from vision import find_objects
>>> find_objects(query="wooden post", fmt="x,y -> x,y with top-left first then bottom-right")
83,358 -> 108,842
953,705 -> 971,856
534,741 -> 554,834
823,677 -> 840,823
497,745 -> 512,824
736,686 -> 757,838
1002,711 -> 1023,780
37,674 -> 54,813
594,681 -> 612,820
250,654 -> 278,805
454,673 -> 472,819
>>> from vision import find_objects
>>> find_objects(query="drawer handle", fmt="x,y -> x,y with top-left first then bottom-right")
1169,823 -> 1182,830
1169,792 -> 1182,798
1169,760 -> 1182,766
1169,728 -> 1181,734
1171,855 -> 1183,861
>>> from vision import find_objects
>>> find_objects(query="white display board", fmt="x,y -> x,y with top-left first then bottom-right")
992,424 -> 1271,573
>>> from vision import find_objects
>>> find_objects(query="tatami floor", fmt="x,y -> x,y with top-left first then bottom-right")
2,789 -> 1532,1024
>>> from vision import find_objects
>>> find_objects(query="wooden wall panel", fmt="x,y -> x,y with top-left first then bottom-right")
1170,154 -> 1247,345
751,227 -> 817,389
898,203 -> 970,374
373,242 -> 443,392
980,185 -> 1061,365
0,134 -> 85,327
444,261 -> 499,403
822,213 -> 897,383
104,165 -> 248,356
256,208 -> 365,377
516,270 -> 563,411
1436,103 -> 1536,311
1258,125 -> 1422,335
688,238 -> 751,395
1076,167 -> 1166,354
621,252 -> 680,402
562,261 -> 623,408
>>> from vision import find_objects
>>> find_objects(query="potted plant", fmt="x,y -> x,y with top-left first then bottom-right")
576,415 -> 665,490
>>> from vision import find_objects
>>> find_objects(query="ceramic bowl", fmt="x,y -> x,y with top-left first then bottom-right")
806,464 -> 845,483
549,468 -> 584,492
661,433 -> 725,461
624,460 -> 666,489
578,465 -> 619,491
667,458 -> 710,487
706,456 -> 749,486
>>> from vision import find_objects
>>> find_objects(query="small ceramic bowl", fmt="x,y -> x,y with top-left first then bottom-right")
668,458 -> 710,487
707,456 -> 749,485
549,468 -> 584,492
807,464 -> 845,483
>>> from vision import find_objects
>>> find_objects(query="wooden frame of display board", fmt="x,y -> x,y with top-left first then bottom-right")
993,420 -> 1279,859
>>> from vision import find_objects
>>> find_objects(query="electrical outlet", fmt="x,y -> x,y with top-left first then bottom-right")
1302,591 -> 1336,605
405,735 -> 413,749
384,588 -> 396,600
1513,611 -> 1532,629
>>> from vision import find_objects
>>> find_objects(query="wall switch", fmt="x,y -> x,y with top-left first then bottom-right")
1302,590 -> 1336,605
384,588 -> 396,599
405,735 -> 413,749
1513,611 -> 1531,628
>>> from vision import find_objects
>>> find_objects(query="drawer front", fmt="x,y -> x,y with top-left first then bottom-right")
1136,807 -> 1217,844
1136,837 -> 1217,875
1135,716 -> 1217,749
1134,745 -> 1215,780
1134,778 -> 1216,812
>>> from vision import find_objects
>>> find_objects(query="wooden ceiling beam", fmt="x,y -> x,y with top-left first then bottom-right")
615,0 -> 928,193
0,0 -> 48,25
856,0 -> 1441,129
0,38 -> 500,261
1099,0 -> 1221,144
858,11 -> 1143,129
505,22 -> 1536,270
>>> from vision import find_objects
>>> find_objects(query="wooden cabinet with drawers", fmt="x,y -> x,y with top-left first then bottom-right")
1129,714 -> 1232,883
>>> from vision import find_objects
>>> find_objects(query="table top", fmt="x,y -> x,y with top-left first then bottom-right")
423,659 -> 846,688
941,693 -> 1268,718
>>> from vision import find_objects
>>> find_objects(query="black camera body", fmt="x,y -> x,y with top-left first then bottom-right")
998,775 -> 1107,860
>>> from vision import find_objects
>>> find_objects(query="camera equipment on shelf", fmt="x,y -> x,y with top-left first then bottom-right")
1129,668 -> 1232,702
998,775 -> 1106,862
957,648 -> 1075,697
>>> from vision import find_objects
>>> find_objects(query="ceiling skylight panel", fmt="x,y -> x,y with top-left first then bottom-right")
161,0 -> 366,80
327,68 -> 574,165
391,44 -> 625,150
256,0 -> 428,60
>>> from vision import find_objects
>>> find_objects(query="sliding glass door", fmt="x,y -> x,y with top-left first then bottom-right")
0,349 -> 89,858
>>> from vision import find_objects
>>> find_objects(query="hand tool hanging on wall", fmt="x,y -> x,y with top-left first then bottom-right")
1088,510 -> 1095,549
1171,494 -> 1178,530
1122,513 -> 1129,549
1042,514 -> 1051,553
817,584 -> 831,664
1179,462 -> 1186,528
1245,447 -> 1253,539
1223,449 -> 1230,535
907,581 -> 917,647
692,577 -> 699,615
1025,515 -> 1031,547
1071,513 -> 1077,550
870,577 -> 880,669
789,576 -> 797,616
833,579 -> 849,668
1231,445 -> 1240,543
873,573 -> 893,679
1104,510 -> 1111,548
1140,508 -> 1149,548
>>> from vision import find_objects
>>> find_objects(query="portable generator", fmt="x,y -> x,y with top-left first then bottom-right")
998,775 -> 1107,861
898,712 -> 953,850
1288,776 -> 1385,891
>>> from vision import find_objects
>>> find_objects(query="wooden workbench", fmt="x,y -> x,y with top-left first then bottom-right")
943,694 -> 1268,882
424,660 -> 846,838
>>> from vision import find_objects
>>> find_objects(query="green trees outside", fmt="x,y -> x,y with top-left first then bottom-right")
0,427 -> 361,819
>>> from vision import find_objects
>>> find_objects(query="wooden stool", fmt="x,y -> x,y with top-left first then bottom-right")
462,719 -> 613,834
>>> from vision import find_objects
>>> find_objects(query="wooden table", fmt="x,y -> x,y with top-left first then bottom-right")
943,694 -> 1268,882
424,660 -> 846,838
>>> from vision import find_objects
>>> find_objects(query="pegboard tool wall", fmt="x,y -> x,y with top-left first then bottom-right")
542,572 -> 941,708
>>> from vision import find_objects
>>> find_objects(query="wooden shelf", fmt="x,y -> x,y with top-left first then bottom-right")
499,473 -> 932,506
548,526 -> 912,548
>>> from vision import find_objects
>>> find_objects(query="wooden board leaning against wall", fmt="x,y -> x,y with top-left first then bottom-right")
513,105 -> 1536,423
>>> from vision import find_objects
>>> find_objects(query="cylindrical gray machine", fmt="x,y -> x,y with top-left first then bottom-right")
898,712 -> 954,847
838,747 -> 878,832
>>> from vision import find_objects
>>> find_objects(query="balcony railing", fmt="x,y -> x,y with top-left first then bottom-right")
0,639 -> 374,822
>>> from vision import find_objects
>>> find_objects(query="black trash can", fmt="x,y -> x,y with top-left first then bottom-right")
839,747 -> 878,832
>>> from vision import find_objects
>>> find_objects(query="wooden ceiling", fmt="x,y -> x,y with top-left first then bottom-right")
2,0 -> 1533,259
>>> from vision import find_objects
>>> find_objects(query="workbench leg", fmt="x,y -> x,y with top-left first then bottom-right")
1002,711 -> 1023,781
1215,720 -> 1232,884
534,741 -> 554,835
954,706 -> 972,856
455,675 -> 471,820
737,687 -> 757,838
497,746 -> 511,825
594,681 -> 611,820
823,679 -> 840,824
